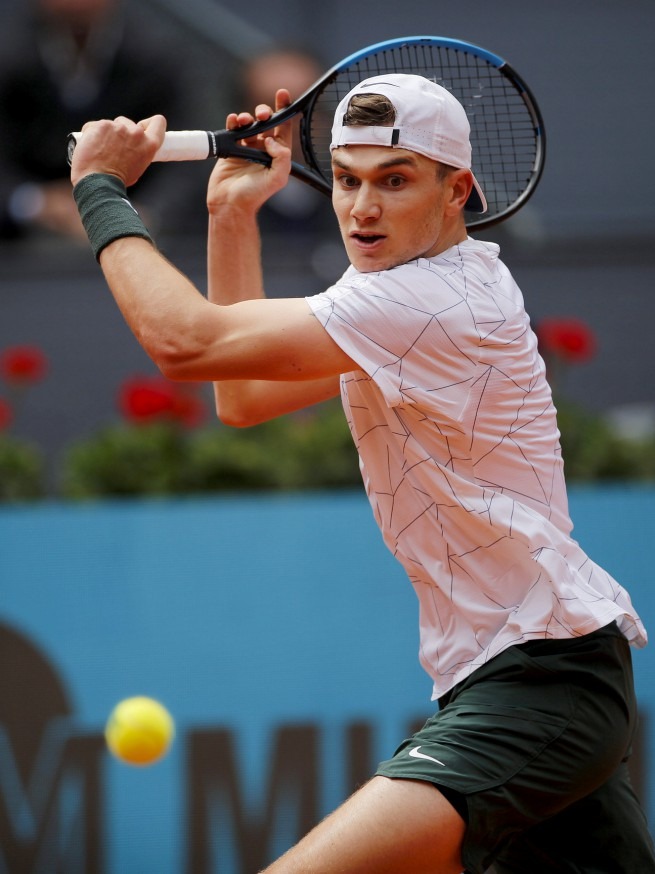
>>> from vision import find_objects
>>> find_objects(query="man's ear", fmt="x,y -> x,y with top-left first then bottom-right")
445,169 -> 473,215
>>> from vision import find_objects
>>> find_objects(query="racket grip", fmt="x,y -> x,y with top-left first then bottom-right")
153,131 -> 214,161
67,130 -> 215,163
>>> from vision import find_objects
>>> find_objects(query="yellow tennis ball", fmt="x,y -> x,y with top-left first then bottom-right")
105,696 -> 175,766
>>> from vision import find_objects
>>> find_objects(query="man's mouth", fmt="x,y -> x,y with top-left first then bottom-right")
351,232 -> 385,247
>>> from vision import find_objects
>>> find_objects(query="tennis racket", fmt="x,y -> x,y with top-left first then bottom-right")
68,35 -> 545,230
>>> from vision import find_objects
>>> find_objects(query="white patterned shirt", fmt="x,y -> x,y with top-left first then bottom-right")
307,238 -> 647,699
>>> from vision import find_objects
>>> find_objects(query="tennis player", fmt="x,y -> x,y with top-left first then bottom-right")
70,74 -> 655,873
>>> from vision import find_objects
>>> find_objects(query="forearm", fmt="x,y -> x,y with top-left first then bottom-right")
70,124 -> 349,409
99,236 -> 215,377
206,205 -> 341,423
207,202 -> 266,416
98,234 -> 347,395
208,205 -> 264,305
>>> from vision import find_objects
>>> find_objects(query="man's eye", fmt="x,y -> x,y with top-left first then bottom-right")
337,175 -> 358,188
387,175 -> 405,188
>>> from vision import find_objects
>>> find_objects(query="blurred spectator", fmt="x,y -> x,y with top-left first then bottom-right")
0,0 -> 238,244
241,46 -> 321,159
238,46 -> 340,254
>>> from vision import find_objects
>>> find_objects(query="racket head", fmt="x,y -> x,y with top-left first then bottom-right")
299,36 -> 546,230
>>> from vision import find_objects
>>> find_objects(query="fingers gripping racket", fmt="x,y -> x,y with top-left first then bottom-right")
68,36 -> 545,230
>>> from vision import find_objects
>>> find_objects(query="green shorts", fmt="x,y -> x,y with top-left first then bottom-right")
375,623 -> 655,873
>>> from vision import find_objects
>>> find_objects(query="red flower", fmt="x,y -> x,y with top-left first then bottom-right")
0,345 -> 48,384
118,376 -> 206,427
119,376 -> 177,423
535,318 -> 597,364
0,397 -> 12,430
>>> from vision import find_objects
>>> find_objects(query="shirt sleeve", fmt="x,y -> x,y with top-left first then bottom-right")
306,262 -> 480,411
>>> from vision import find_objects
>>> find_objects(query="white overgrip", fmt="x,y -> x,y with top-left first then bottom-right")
154,131 -> 211,161
69,130 -> 212,162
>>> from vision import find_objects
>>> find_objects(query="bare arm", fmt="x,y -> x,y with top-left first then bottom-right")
68,112 -> 355,425
206,92 -> 341,425
94,231 -> 352,374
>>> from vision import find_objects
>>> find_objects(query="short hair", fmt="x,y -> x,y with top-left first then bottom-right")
342,93 -> 396,126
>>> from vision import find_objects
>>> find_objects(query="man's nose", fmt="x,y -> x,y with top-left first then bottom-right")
351,184 -> 381,221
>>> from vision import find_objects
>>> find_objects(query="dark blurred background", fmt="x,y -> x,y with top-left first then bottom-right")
0,0 -> 653,490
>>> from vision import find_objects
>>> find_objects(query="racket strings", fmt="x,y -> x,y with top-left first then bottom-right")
304,43 -> 541,224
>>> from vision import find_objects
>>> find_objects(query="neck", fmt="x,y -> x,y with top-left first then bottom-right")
426,216 -> 468,259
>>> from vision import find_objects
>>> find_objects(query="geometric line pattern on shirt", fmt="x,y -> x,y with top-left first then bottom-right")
307,239 -> 646,697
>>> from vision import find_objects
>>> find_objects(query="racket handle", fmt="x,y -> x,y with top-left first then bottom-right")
67,130 -> 215,163
153,131 -> 215,161
66,130 -> 332,196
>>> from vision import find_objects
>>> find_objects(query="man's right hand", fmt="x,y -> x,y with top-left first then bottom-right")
70,115 -> 166,189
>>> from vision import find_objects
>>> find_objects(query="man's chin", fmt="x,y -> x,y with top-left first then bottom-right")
345,248 -> 404,273
350,256 -> 408,273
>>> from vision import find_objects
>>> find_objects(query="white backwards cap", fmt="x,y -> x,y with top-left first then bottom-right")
330,73 -> 487,213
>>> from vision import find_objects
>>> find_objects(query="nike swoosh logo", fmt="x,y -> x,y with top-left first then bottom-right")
120,197 -> 139,215
408,746 -> 446,766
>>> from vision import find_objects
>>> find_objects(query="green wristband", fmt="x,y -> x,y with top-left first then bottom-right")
73,173 -> 153,260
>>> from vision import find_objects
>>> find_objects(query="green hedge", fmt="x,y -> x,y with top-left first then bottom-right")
0,435 -> 45,500
1,399 -> 653,501
59,400 -> 360,498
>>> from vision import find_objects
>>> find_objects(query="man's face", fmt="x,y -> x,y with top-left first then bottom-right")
331,145 -> 451,273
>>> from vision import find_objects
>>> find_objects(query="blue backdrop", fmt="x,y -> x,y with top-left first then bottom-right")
1,486 -> 654,873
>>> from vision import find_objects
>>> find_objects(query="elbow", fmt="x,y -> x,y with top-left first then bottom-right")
215,391 -> 267,428
156,355 -> 195,382
215,402 -> 259,429
217,413 -> 251,429
143,332 -> 205,382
